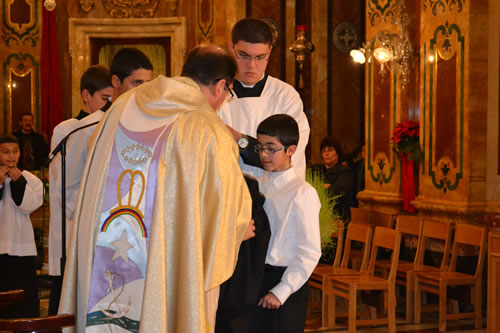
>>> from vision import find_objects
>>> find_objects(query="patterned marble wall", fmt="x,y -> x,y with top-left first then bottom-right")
357,0 -> 418,214
0,0 -> 41,134
414,0 -> 490,222
359,0 -> 498,221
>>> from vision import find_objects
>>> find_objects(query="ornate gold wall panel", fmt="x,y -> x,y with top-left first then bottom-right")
1,0 -> 39,46
358,0 -> 403,214
102,0 -> 158,18
2,52 -> 38,133
68,17 -> 186,116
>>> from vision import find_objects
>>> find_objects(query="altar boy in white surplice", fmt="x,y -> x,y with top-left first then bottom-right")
59,45 -> 254,333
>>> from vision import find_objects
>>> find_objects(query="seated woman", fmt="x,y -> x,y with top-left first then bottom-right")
313,136 -> 355,221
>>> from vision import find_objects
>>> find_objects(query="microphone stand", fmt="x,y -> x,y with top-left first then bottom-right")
46,121 -> 99,278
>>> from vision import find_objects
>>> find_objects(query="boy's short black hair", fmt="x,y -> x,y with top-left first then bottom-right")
110,48 -> 153,83
231,18 -> 273,46
257,114 -> 299,147
0,134 -> 19,145
80,65 -> 112,95
320,136 -> 344,162
181,44 -> 237,86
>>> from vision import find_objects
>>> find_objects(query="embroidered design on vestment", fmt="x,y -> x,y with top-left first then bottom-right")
101,169 -> 147,237
120,143 -> 152,165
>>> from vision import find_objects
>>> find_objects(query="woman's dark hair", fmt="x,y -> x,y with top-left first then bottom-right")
320,136 -> 344,162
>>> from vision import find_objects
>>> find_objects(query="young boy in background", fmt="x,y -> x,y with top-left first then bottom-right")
251,114 -> 321,333
0,134 -> 43,318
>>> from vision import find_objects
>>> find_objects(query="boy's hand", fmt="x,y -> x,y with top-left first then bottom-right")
257,292 -> 281,309
243,219 -> 256,241
8,167 -> 22,182
0,166 -> 8,185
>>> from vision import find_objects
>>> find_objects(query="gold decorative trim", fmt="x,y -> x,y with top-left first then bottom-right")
102,0 -> 158,18
79,0 -> 94,13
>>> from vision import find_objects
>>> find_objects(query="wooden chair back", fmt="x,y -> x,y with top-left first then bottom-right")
366,227 -> 402,282
395,215 -> 423,264
415,219 -> 453,268
0,290 -> 23,309
449,224 -> 487,278
0,314 -> 75,333
369,211 -> 395,229
332,221 -> 345,268
350,207 -> 370,224
340,222 -> 373,271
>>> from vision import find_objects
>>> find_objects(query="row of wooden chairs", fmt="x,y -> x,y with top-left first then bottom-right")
309,207 -> 488,332
0,290 -> 75,332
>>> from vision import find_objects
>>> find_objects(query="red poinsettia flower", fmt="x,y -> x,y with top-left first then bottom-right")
392,120 -> 422,161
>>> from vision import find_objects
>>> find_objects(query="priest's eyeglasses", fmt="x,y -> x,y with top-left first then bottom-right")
214,78 -> 234,98
254,145 -> 285,154
234,49 -> 270,63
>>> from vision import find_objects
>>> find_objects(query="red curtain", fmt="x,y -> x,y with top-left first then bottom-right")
41,3 -> 63,143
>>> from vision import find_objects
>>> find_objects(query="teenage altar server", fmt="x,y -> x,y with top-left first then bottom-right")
218,18 -> 310,179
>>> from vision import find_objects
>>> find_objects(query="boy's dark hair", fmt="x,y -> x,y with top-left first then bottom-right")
0,134 -> 19,145
110,48 -> 153,83
80,65 -> 112,95
231,18 -> 273,46
181,45 -> 237,87
320,136 -> 344,162
19,112 -> 33,121
257,114 -> 299,147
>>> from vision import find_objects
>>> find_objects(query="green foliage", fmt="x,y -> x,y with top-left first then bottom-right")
306,168 -> 341,256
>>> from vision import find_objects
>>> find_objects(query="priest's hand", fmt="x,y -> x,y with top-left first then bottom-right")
8,167 -> 22,182
243,219 -> 256,241
258,292 -> 281,309
0,166 -> 8,185
225,125 -> 241,142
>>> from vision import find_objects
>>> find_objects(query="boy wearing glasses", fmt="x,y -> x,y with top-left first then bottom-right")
251,114 -> 321,333
219,18 -> 310,180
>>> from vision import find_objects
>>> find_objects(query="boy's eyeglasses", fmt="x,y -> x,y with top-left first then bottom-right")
254,145 -> 285,154
234,49 -> 270,63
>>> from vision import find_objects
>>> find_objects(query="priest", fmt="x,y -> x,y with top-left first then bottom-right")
59,44 -> 253,333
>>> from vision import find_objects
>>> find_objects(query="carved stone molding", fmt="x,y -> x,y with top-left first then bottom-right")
69,17 -> 186,116
102,0 -> 158,18
80,0 -> 94,13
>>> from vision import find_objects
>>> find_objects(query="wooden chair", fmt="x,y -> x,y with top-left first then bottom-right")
414,224 -> 487,332
350,207 -> 370,224
0,290 -> 23,309
0,289 -> 75,333
324,227 -> 402,332
376,215 -> 423,323
309,222 -> 372,327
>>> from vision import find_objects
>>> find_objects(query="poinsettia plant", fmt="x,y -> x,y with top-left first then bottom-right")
392,120 -> 422,161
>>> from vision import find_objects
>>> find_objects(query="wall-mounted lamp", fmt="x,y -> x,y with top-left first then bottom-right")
350,1 -> 413,88
44,0 -> 56,11
289,25 -> 314,89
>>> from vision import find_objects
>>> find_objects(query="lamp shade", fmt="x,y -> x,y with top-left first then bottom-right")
350,49 -> 366,64
373,47 -> 392,63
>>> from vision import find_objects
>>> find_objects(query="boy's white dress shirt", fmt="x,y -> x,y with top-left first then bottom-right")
257,168 -> 321,304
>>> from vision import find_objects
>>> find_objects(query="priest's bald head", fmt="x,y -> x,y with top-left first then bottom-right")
181,44 -> 236,110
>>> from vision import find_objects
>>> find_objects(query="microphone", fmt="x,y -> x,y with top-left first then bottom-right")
45,121 -> 99,167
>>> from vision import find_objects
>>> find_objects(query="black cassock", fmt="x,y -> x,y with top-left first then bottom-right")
215,176 -> 271,333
